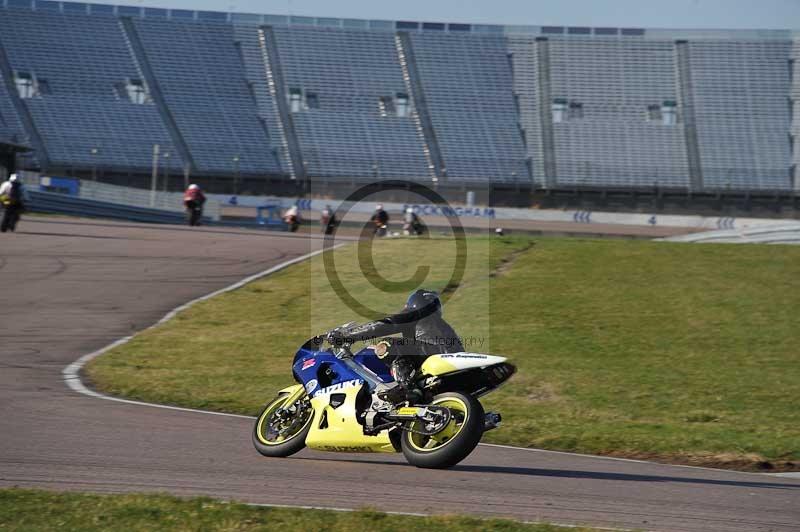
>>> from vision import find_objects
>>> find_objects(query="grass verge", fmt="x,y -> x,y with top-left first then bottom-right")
0,488 -> 597,531
87,236 -> 800,471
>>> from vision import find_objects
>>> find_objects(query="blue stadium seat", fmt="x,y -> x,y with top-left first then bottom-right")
132,18 -> 282,175
0,9 -> 180,172
270,26 -> 430,179
409,32 -> 529,183
689,40 -> 792,190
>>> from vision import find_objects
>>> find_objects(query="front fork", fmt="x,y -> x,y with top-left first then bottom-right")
275,384 -> 307,410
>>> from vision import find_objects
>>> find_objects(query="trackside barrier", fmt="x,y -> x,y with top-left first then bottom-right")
661,222 -> 800,245
27,190 -> 206,225
27,190 -> 288,230
211,193 -> 797,231
76,180 -> 222,221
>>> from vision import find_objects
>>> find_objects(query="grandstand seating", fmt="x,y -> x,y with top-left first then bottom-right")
0,2 -> 796,192
270,26 -> 430,179
0,69 -> 26,145
545,37 -> 689,188
409,32 -> 529,182
233,25 -> 293,175
0,9 -> 180,172
688,40 -> 792,189
132,18 -> 281,175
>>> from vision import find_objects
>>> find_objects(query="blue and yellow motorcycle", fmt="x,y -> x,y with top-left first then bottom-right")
253,327 -> 516,469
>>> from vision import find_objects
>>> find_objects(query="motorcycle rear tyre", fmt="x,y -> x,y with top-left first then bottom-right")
401,391 -> 484,469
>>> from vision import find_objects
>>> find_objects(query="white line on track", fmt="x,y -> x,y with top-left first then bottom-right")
478,443 -> 798,478
61,240 -> 799,486
241,501 -> 633,531
62,245 -> 338,416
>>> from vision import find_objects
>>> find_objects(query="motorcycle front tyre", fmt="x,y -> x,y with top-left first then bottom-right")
252,394 -> 313,458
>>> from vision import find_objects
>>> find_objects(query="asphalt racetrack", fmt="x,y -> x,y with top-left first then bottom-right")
1,217 -> 798,531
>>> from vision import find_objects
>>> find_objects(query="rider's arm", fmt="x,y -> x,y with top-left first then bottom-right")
344,318 -> 405,342
343,303 -> 438,342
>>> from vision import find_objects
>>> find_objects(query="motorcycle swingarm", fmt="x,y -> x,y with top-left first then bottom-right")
385,406 -> 450,423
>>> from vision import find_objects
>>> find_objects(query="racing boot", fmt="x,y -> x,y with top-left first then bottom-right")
377,357 -> 424,404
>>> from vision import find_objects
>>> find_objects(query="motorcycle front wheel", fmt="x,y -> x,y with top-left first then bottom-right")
252,392 -> 313,457
401,391 -> 484,469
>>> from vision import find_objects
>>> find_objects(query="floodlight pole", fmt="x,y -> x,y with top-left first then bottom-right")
183,163 -> 190,190
163,152 -> 170,192
150,143 -> 160,207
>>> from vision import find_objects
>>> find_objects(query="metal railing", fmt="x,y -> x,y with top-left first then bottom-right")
77,180 -> 221,220
27,189 -> 196,225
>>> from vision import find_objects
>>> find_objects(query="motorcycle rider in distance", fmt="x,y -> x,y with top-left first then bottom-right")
0,174 -> 26,233
320,204 -> 337,235
403,207 -> 425,236
183,184 -> 206,226
370,204 -> 389,237
284,205 -> 301,232
329,290 -> 463,403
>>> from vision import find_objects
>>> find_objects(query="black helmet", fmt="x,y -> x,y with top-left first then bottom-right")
405,289 -> 441,316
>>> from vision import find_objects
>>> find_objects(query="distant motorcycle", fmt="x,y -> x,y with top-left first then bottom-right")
403,209 -> 426,236
183,184 -> 205,227
1,177 -> 26,233
370,206 -> 389,237
284,207 -> 301,233
374,223 -> 388,237
320,207 -> 338,235
0,195 -> 24,233
184,201 -> 203,227
252,327 -> 516,469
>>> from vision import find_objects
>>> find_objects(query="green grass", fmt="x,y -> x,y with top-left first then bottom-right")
87,236 -> 800,470
0,488 -> 594,531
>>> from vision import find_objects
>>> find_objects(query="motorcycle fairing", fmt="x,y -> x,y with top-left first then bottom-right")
305,380 -> 395,453
421,353 -> 508,376
421,353 -> 516,397
292,342 -> 392,396
290,340 -> 395,453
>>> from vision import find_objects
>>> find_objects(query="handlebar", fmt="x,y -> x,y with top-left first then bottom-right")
325,326 -> 355,359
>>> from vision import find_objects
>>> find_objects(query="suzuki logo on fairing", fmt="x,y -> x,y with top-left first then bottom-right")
312,379 -> 362,398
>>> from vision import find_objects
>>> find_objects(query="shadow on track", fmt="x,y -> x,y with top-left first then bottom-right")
17,231 -> 146,240
452,465 -> 800,490
293,456 -> 798,490
24,218 -> 358,241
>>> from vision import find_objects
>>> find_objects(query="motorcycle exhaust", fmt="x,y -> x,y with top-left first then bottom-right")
484,412 -> 502,432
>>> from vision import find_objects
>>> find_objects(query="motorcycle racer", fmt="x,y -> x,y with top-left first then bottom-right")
330,290 -> 463,401
183,184 -> 206,226
0,174 -> 26,233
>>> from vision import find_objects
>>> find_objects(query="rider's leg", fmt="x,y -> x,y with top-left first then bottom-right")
9,207 -> 19,231
374,340 -> 428,403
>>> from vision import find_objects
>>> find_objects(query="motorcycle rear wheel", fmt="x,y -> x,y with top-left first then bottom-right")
401,391 -> 484,469
252,392 -> 312,457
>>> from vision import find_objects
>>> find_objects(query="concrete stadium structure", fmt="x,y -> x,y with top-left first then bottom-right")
0,1 -> 798,210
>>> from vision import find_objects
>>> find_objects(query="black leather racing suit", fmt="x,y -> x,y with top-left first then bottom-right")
343,304 -> 464,387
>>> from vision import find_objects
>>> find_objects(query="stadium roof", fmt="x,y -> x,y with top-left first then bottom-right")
2,0 -> 797,40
